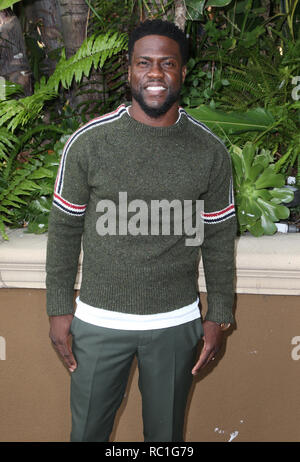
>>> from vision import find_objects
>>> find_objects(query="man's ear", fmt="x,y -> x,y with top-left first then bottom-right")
128,65 -> 131,83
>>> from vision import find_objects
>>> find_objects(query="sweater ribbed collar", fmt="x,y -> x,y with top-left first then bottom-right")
121,103 -> 188,137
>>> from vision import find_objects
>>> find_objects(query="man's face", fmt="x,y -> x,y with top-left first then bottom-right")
128,35 -> 186,118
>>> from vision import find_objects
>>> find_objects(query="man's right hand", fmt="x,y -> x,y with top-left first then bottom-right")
49,314 -> 77,373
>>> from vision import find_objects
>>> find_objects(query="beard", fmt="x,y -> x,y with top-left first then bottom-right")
130,84 -> 182,119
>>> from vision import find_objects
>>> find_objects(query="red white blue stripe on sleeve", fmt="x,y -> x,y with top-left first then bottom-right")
53,104 -> 127,216
201,177 -> 235,224
179,109 -> 236,225
53,192 -> 87,217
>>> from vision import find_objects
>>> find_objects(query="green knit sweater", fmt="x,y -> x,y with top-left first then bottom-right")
46,104 -> 237,323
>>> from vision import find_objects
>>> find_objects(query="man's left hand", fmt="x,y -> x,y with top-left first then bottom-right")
191,320 -> 224,375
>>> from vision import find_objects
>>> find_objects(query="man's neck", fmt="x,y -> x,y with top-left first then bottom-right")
128,101 -> 180,127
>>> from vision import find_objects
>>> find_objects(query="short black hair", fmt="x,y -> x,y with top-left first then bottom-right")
128,19 -> 189,66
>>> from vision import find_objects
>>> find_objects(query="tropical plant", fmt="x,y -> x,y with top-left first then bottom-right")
185,105 -> 276,135
1,126 -> 78,237
230,142 -> 294,236
180,0 -> 300,234
0,118 -> 75,239
1,0 -> 300,238
0,30 -> 128,239
0,30 -> 128,131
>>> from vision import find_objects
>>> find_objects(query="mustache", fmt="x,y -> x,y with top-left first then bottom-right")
145,79 -> 166,84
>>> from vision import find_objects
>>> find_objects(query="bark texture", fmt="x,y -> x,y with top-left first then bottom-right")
0,8 -> 32,95
57,0 -> 89,58
23,0 -> 64,77
57,0 -> 104,116
174,0 -> 186,31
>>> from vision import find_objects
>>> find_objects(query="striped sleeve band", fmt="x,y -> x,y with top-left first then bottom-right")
52,104 -> 127,216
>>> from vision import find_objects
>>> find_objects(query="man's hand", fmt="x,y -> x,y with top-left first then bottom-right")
191,320 -> 224,375
49,314 -> 77,373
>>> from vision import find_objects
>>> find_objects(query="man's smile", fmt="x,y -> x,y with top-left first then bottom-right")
144,82 -> 167,94
144,86 -> 167,96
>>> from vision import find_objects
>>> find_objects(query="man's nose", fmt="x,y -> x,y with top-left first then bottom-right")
147,62 -> 164,79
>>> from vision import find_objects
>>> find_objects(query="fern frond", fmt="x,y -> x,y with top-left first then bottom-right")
0,31 -> 128,133
0,99 -> 23,128
0,128 -> 19,162
46,31 -> 128,93
0,157 -> 51,204
0,89 -> 57,132
0,79 -> 24,99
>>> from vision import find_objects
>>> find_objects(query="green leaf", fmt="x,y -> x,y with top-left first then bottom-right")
0,205 -> 13,215
25,214 -> 48,234
1,199 -> 21,208
0,79 -> 23,99
237,211 -> 248,227
254,166 -> 285,189
0,0 -> 22,11
260,213 -> 277,235
242,142 -> 256,179
230,150 -> 243,181
244,198 -> 261,219
29,167 -> 53,180
247,220 -> 264,237
253,150 -> 273,169
21,179 -> 41,190
186,0 -> 205,20
0,218 -> 9,240
257,198 -> 289,221
206,0 -> 233,6
185,106 -> 275,134
254,189 -> 272,201
30,196 -> 52,213
247,163 -> 265,182
35,180 -> 56,196
270,187 -> 294,204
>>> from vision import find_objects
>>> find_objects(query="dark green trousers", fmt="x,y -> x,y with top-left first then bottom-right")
70,316 -> 203,442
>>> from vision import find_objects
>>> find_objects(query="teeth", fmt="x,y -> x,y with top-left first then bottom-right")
146,86 -> 166,91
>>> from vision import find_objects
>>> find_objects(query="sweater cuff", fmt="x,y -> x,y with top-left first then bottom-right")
46,287 -> 75,316
204,292 -> 235,324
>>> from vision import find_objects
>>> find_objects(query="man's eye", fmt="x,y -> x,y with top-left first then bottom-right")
164,61 -> 175,67
138,61 -> 148,66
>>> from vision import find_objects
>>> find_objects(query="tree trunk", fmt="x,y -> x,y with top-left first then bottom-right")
137,1 -> 186,29
57,0 -> 89,59
0,8 -> 32,95
174,0 -> 186,31
57,0 -> 107,118
23,0 -> 64,78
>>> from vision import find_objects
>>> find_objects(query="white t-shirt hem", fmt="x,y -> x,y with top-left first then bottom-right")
74,296 -> 201,331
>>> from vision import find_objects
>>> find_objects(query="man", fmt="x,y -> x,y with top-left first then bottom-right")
46,19 -> 236,442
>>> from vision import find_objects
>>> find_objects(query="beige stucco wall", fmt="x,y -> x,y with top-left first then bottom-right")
0,288 -> 299,442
